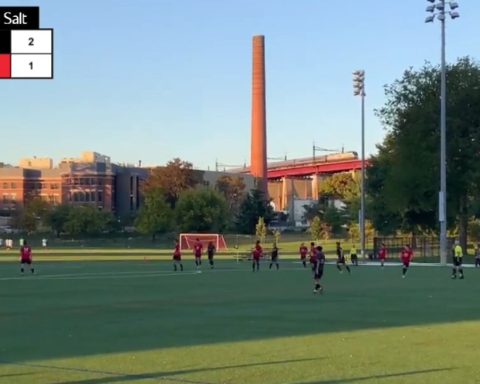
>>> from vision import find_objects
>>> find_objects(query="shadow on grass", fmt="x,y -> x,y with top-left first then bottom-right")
0,357 -> 321,384
293,367 -> 456,384
0,372 -> 36,378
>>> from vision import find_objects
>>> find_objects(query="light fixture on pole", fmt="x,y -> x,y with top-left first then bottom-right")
425,0 -> 460,265
353,69 -> 366,260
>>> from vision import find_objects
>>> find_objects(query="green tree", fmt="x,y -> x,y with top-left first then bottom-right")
369,57 -> 480,251
236,189 -> 274,234
63,206 -> 114,236
143,158 -> 201,208
215,175 -> 246,215
135,188 -> 173,239
320,172 -> 360,202
175,188 -> 229,233
19,198 -> 51,233
255,217 -> 267,243
302,200 -> 348,236
310,216 -> 322,241
47,204 -> 73,236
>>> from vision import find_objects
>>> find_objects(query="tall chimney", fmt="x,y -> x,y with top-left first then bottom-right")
251,35 -> 268,195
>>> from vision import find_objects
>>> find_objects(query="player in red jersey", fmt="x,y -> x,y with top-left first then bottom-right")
400,244 -> 413,278
299,242 -> 308,268
20,240 -> 34,274
252,240 -> 263,272
193,238 -> 203,270
173,239 -> 183,271
378,243 -> 388,268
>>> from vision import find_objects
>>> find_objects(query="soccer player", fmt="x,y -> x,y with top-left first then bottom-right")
207,241 -> 216,269
252,240 -> 263,272
309,242 -> 317,268
20,240 -> 34,274
400,244 -> 413,278
451,240 -> 464,279
269,243 -> 279,270
193,238 -> 203,270
173,239 -> 183,271
349,244 -> 358,266
378,243 -> 388,268
336,242 -> 351,274
299,242 -> 308,268
312,245 -> 326,294
475,244 -> 480,268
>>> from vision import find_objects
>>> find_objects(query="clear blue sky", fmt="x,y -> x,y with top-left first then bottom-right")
1,0 -> 478,169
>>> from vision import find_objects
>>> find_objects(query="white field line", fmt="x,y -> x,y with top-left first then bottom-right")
0,261 -> 477,282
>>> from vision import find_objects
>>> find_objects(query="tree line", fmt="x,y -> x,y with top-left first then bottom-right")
7,158 -> 273,238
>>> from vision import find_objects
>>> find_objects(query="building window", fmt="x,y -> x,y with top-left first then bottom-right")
10,183 -> 16,189
90,191 -> 96,202
97,191 -> 103,202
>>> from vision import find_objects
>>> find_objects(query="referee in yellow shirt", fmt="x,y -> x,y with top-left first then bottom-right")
452,240 -> 465,280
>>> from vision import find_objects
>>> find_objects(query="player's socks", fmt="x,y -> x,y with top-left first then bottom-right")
336,264 -> 342,272
346,265 -> 351,274
180,264 -> 183,271
269,263 -> 272,269
402,267 -> 407,276
276,263 -> 279,270
31,268 -> 34,274
459,268 -> 464,279
302,260 -> 306,267
20,268 -> 24,273
174,264 -> 177,271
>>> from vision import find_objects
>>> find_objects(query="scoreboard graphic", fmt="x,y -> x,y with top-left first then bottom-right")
0,7 -> 53,79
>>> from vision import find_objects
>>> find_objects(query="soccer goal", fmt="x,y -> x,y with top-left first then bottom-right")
179,233 -> 228,251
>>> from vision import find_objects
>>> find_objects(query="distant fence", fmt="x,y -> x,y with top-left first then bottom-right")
373,236 -> 457,261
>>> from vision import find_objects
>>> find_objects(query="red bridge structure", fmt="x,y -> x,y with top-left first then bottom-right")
234,151 -> 368,211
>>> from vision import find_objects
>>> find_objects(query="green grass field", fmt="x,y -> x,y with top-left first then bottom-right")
1,257 -> 479,384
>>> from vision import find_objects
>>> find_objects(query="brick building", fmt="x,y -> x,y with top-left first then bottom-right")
0,152 -> 256,223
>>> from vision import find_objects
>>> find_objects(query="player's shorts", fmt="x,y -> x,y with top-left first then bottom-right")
173,255 -> 181,261
208,254 -> 214,259
402,259 -> 410,268
195,255 -> 202,259
379,255 -> 386,260
453,257 -> 463,266
314,267 -> 324,280
337,257 -> 346,264
20,258 -> 32,265
300,255 -> 306,260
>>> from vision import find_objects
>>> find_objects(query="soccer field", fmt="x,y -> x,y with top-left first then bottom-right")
0,259 -> 479,384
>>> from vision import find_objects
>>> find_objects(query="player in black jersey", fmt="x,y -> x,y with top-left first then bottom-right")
269,243 -> 279,270
207,241 -> 216,269
313,245 -> 326,294
336,242 -> 351,274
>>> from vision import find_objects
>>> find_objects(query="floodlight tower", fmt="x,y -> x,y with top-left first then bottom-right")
425,0 -> 460,265
353,70 -> 366,260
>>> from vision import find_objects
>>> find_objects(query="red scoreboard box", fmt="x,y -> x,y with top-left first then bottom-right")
0,7 -> 53,79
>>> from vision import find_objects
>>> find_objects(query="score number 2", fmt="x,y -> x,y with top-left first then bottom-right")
28,37 -> 34,70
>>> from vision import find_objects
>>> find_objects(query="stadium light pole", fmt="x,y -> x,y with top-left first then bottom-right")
353,70 -> 366,260
425,0 -> 460,265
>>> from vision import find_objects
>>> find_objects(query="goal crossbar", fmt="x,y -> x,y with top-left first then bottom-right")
179,233 -> 228,252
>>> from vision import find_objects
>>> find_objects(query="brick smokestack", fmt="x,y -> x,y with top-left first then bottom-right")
251,35 -> 268,195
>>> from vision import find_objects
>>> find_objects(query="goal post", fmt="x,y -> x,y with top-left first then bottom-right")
179,233 -> 228,252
